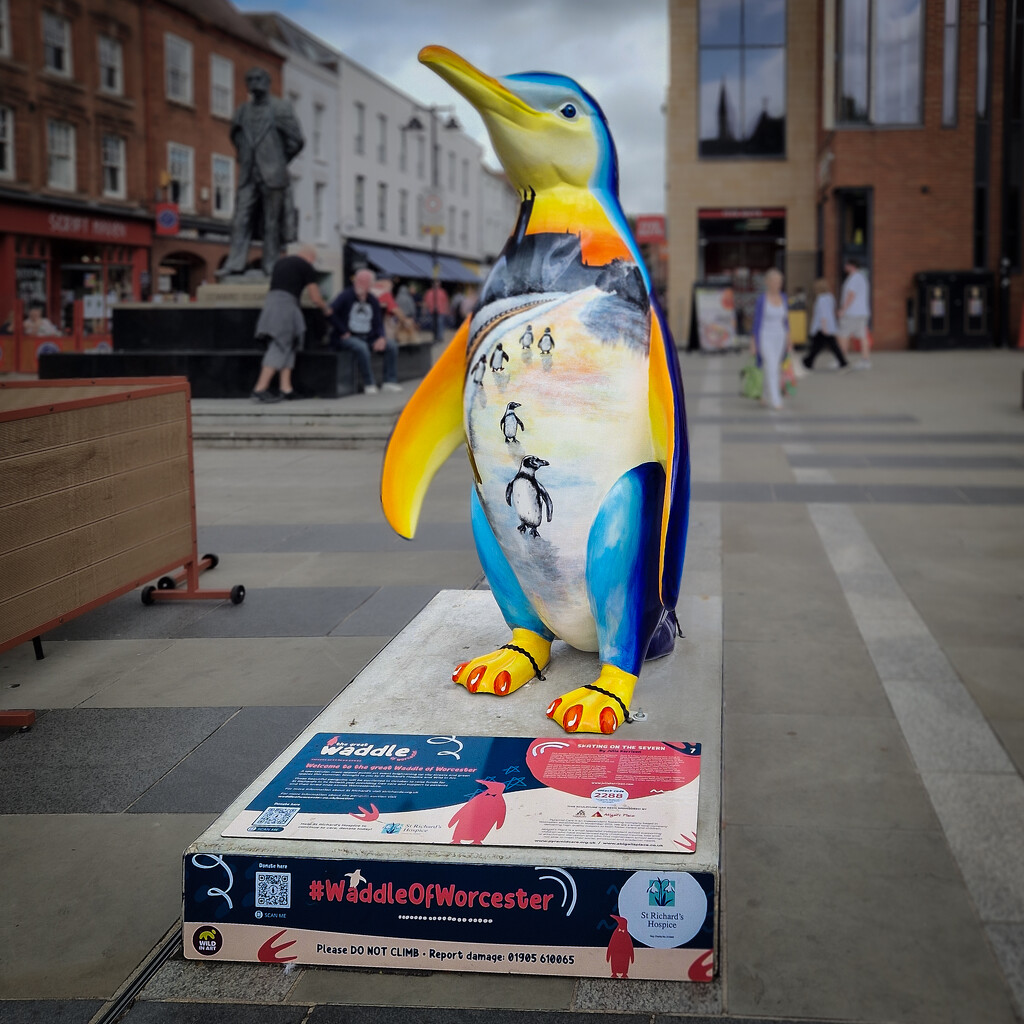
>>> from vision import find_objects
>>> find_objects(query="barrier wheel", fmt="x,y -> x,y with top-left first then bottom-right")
141,586 -> 157,605
230,584 -> 246,605
202,553 -> 220,570
157,576 -> 176,590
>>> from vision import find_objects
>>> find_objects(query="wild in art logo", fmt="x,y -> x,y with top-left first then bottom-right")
192,926 -> 223,955
647,877 -> 676,907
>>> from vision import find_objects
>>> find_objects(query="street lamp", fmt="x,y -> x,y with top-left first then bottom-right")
402,104 -> 459,341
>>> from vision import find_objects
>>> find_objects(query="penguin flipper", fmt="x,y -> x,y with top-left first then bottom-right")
381,319 -> 469,539
648,305 -> 690,610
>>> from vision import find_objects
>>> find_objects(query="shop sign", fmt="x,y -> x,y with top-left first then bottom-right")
47,212 -> 129,240
693,286 -> 737,352
223,733 -> 702,855
155,202 -> 180,236
699,208 -> 785,220
634,216 -> 666,244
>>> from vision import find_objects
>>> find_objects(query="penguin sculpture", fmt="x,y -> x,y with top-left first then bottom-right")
381,47 -> 689,734
500,401 -> 525,443
538,327 -> 555,353
506,455 -> 552,536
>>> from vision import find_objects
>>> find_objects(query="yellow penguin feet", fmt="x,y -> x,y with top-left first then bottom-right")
546,664 -> 638,735
452,628 -> 552,697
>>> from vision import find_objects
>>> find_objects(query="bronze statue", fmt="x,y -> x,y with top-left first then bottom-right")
219,68 -> 304,278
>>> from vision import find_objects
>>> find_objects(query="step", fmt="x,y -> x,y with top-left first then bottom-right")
183,589 -> 723,984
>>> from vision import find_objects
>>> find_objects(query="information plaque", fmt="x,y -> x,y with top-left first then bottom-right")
222,733 -> 701,854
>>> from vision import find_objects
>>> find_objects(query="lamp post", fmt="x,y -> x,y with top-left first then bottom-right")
402,105 -> 458,342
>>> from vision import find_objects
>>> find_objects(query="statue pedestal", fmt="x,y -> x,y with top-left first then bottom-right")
195,281 -> 271,306
182,590 -> 722,982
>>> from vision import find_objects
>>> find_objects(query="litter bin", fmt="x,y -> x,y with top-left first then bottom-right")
913,270 -> 994,349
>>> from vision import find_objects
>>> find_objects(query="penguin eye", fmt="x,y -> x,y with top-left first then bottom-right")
559,103 -> 577,120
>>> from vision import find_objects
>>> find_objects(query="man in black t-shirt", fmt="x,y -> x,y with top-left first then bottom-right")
327,268 -> 401,394
251,246 -> 330,401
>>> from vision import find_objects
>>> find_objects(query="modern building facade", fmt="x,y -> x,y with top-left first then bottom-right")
667,0 -> 1024,348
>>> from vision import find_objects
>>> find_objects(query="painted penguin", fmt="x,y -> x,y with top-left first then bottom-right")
489,342 -> 509,372
471,356 -> 487,385
448,779 -> 506,844
606,915 -> 634,978
505,455 -> 552,536
519,324 -> 534,349
500,401 -> 524,443
381,48 -> 689,735
538,327 -> 555,353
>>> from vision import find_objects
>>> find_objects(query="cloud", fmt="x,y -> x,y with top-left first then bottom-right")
234,0 -> 668,212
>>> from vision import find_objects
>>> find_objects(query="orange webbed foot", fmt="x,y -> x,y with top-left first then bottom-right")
452,628 -> 551,697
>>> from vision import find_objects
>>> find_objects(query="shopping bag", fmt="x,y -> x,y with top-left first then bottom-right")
740,362 -> 763,400
781,357 -> 798,394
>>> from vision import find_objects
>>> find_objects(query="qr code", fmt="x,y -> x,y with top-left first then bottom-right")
250,805 -> 300,830
256,872 -> 291,909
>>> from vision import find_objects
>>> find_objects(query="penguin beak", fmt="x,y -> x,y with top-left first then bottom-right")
419,46 -> 538,128
536,459 -> 549,467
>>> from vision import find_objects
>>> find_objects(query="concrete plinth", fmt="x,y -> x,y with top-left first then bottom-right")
183,590 -> 722,981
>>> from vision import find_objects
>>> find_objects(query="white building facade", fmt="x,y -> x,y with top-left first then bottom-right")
480,165 -> 519,263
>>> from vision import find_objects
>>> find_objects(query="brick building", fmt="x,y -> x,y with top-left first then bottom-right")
141,0 -> 283,295
0,0 -> 151,338
667,0 -> 1024,349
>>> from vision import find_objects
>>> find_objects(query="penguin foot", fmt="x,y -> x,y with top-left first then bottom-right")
545,665 -> 638,735
452,628 -> 551,697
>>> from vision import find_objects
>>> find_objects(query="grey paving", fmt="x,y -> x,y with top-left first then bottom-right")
723,430 -> 1024,444
329,584 -> 442,636
198,521 -> 474,553
128,707 -> 323,814
120,1004 -> 307,1023
787,452 -> 1024,469
0,708 -> 235,813
0,1002 -> 105,1023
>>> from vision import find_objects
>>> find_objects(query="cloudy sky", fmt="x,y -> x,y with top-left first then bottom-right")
233,0 -> 670,213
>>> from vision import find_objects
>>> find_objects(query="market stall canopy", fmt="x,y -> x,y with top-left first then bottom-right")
349,243 -> 480,284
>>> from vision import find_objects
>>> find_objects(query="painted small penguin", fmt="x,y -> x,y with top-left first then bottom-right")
489,342 -> 509,372
606,915 -> 634,978
471,355 -> 487,386
538,327 -> 555,353
500,401 -> 524,443
505,455 -> 553,537
519,324 -> 534,349
448,779 -> 506,844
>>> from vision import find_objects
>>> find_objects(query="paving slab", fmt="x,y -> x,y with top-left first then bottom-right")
120,1003 -> 307,1023
0,815 -> 215,999
0,1001 -> 106,1023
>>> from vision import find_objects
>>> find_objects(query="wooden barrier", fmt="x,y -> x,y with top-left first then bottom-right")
0,378 -> 243,724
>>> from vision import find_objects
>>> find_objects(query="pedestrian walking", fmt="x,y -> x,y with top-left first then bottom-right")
751,268 -> 791,411
251,245 -> 330,402
838,259 -> 872,368
803,278 -> 849,370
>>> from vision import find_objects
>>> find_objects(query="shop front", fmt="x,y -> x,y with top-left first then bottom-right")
0,200 -> 151,371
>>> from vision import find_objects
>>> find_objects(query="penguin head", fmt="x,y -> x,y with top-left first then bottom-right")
476,779 -> 506,795
505,402 -> 521,411
610,914 -> 628,928
419,46 -> 617,196
521,455 -> 549,471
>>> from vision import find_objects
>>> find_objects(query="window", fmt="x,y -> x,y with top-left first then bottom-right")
355,174 -> 365,227
0,106 -> 13,179
977,0 -> 991,118
212,153 -> 234,217
835,0 -> 922,126
314,181 -> 325,241
416,134 -> 425,179
210,55 -> 233,118
461,210 -> 469,248
101,134 -> 125,198
399,188 -> 408,236
462,158 -> 469,196
168,141 -> 194,210
377,113 -> 387,164
0,0 -> 10,57
313,102 -> 325,159
354,101 -> 365,155
165,34 -> 193,105
98,35 -> 123,95
448,204 -> 455,239
47,119 -> 75,190
699,0 -> 785,157
377,181 -> 387,231
448,151 -> 455,190
399,130 -> 408,173
43,11 -> 71,76
941,0 -> 958,126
